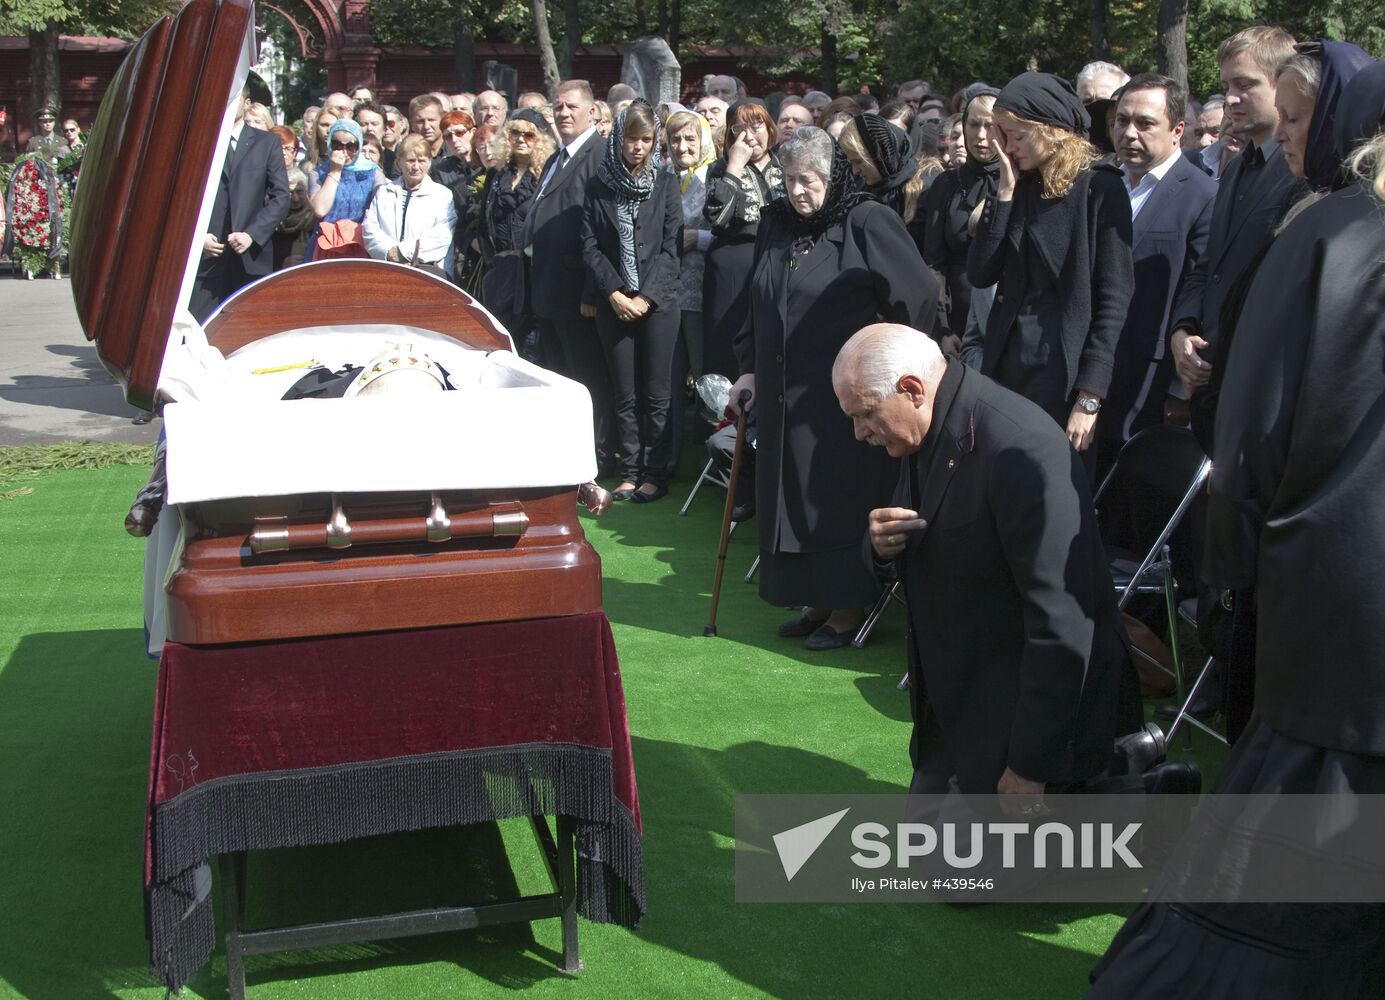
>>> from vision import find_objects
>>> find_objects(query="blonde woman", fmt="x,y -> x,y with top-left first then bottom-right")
965,72 -> 1132,461
837,112 -> 933,248
477,109 -> 554,346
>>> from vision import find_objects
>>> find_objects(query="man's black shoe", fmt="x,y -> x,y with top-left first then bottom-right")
1142,760 -> 1201,796
731,501 -> 755,521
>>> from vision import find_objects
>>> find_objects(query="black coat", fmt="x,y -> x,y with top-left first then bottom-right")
886,360 -> 1132,791
1101,154 -> 1217,444
525,130 -> 604,320
1207,183 -> 1385,756
1171,139 -> 1303,451
966,164 -> 1134,405
735,199 -> 938,555
921,157 -> 1000,336
580,170 -> 682,312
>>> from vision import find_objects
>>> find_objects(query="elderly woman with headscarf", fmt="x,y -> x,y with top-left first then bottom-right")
702,99 -> 784,381
1089,61 -> 1385,1000
581,100 -> 683,504
362,134 -> 457,273
727,127 -> 938,649
665,109 -> 716,387
307,118 -> 384,258
966,72 -> 1133,465
922,86 -> 1001,347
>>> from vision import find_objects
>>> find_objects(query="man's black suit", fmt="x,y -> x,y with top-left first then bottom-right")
1101,154 -> 1217,450
886,359 -> 1135,794
189,123 -> 290,323
526,128 -> 614,462
1167,137 -> 1301,452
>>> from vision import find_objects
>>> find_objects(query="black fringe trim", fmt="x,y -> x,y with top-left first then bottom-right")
147,742 -> 645,990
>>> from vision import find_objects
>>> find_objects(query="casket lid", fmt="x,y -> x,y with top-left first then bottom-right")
68,0 -> 253,411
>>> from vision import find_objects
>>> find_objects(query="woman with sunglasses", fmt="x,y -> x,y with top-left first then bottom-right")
307,119 -> 383,259
477,109 -> 554,354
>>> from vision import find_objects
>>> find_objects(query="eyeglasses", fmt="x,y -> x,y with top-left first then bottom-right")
331,141 -> 359,151
507,128 -> 536,140
281,144 -> 298,154
37,117 -> 55,123
445,128 -> 472,138
63,127 -> 78,134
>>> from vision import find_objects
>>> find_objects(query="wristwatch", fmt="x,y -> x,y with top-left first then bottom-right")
1076,394 -> 1102,415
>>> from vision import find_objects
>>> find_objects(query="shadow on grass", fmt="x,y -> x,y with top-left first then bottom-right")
630,734 -> 1119,999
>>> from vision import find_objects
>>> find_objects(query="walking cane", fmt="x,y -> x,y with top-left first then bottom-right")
704,390 -> 752,637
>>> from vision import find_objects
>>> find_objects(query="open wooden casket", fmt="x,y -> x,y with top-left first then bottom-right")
68,0 -> 601,647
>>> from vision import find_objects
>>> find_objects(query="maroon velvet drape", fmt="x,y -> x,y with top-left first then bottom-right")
144,610 -> 642,989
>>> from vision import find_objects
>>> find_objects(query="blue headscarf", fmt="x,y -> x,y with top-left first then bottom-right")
325,118 -> 375,172
1297,38 -> 1376,190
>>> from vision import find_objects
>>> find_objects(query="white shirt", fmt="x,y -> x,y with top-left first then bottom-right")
537,125 -> 598,198
229,120 -> 245,152
1121,147 -> 1182,220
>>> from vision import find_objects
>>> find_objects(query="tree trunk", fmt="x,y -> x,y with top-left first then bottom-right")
632,0 -> 648,35
454,22 -> 475,92
530,0 -> 561,97
29,24 -> 61,131
820,28 -> 837,95
655,0 -> 668,36
558,0 -> 578,80
1157,0 -> 1189,95
668,0 -> 681,56
1089,0 -> 1109,61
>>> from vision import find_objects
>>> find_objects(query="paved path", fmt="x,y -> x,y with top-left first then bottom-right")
0,276 -> 161,445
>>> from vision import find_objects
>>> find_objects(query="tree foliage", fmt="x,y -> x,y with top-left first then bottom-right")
0,0 -> 176,37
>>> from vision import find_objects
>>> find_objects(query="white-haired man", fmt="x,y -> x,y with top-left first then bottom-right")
1075,61 -> 1130,104
833,323 -> 1138,809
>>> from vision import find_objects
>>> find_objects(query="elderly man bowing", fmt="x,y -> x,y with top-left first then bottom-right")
833,324 -> 1138,806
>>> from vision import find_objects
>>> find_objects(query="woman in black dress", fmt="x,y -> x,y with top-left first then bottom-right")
702,99 -> 784,380
922,87 -> 1000,348
581,100 -> 683,503
729,127 -> 938,650
966,72 -> 1132,463
477,109 -> 553,355
836,112 -> 932,250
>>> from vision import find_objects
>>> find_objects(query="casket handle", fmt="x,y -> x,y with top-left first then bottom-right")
248,500 -> 529,555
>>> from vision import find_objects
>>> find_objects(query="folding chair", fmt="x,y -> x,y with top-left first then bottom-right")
1164,597 -> 1229,746
852,579 -> 906,649
679,457 -> 730,516
1094,425 -> 1211,745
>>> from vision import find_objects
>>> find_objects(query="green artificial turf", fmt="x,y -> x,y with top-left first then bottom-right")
0,450 -> 1226,1000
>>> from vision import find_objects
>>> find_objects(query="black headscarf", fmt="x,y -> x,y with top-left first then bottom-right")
995,71 -> 1091,136
1297,39 -> 1376,190
774,127 -> 869,239
1334,58 -> 1385,179
856,112 -> 918,194
508,108 -> 550,133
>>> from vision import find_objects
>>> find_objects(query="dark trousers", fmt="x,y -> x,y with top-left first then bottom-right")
595,303 -> 679,487
540,315 -> 616,468
189,253 -> 256,324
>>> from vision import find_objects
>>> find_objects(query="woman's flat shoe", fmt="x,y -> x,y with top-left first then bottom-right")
611,482 -> 638,501
777,611 -> 829,637
630,485 -> 668,504
805,623 -> 857,651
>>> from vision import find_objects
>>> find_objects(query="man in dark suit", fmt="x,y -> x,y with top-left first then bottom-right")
526,78 -> 614,469
833,324 -> 1137,805
1167,27 -> 1301,438
190,89 -> 290,323
1099,73 -> 1217,471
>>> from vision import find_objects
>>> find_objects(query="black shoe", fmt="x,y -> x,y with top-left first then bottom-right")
630,484 -> 668,504
132,412 -> 153,425
612,483 -> 637,501
1142,760 -> 1201,795
805,623 -> 857,651
731,501 -> 755,521
777,610 -> 828,637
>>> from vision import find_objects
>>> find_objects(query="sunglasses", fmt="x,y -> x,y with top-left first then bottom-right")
331,141 -> 359,151
445,128 -> 472,137
38,117 -> 55,123
507,128 -> 536,139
